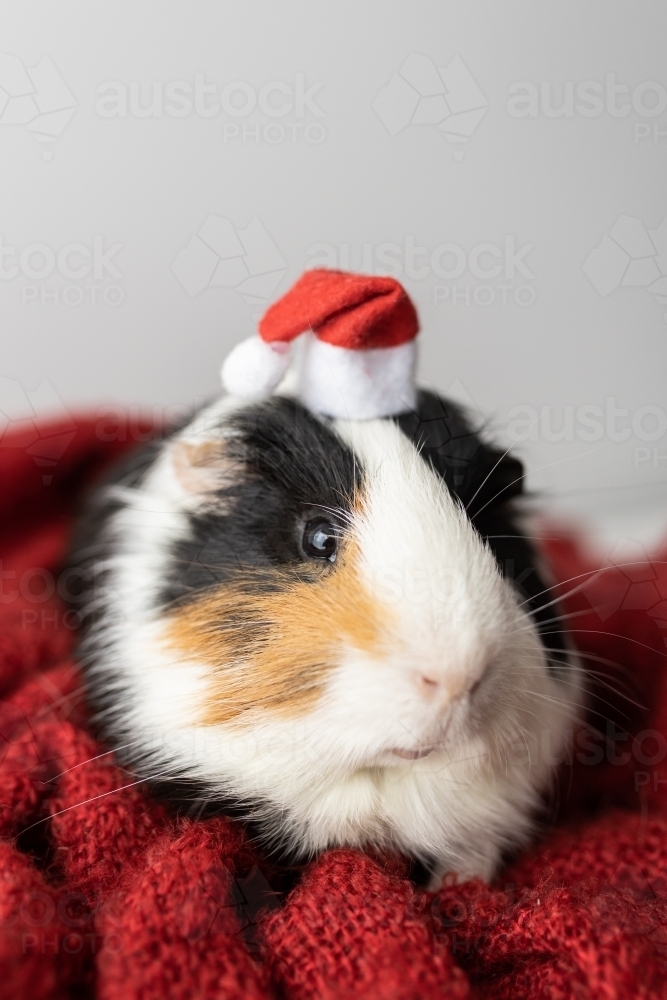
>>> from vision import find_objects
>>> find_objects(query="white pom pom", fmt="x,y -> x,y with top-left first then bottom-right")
221,336 -> 291,401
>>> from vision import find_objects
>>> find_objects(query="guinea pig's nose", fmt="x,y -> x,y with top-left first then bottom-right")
416,670 -> 483,702
416,673 -> 457,702
419,674 -> 440,693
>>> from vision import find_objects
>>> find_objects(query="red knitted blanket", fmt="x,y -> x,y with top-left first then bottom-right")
1,416 -> 667,1000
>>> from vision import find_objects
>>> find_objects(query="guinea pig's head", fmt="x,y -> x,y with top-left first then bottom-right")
159,390 -> 579,793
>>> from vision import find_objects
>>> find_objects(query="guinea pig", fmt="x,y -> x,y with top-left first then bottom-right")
68,386 -> 582,887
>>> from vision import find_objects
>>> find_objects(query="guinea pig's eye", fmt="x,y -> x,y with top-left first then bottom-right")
302,519 -> 338,562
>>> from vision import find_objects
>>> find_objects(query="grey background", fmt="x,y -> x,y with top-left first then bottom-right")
2,1 -> 666,553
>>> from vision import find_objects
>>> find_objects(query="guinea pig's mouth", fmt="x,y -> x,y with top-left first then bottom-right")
391,747 -> 435,760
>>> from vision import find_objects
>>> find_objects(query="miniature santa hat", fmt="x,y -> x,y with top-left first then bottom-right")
221,269 -> 419,419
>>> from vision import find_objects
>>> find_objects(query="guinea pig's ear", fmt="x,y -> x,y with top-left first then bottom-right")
169,438 -> 232,499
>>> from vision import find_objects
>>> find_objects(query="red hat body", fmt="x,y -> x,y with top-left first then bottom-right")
259,269 -> 419,349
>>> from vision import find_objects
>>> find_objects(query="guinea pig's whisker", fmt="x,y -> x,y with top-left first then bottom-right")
538,670 -> 638,717
515,560 -> 667,614
539,628 -> 664,658
448,749 -> 491,767
513,567 -> 616,611
465,439 -> 523,513
571,662 -> 633,681
484,534 -> 573,542
486,725 -> 509,770
522,609 -> 594,629
307,501 -> 355,525
494,697 -> 548,733
493,714 -> 533,767
514,652 -> 640,695
44,741 -> 147,783
187,795 -> 213,821
531,609 -> 595,625
537,650 -> 641,690
517,579 -> 596,617
553,680 -> 637,719
521,646 -> 640,693
21,768 -> 178,834
536,651 -> 619,676
512,689 -> 626,726
560,666 -> 646,705
469,447 -> 601,521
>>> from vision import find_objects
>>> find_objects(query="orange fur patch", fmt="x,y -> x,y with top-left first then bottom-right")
165,540 -> 388,725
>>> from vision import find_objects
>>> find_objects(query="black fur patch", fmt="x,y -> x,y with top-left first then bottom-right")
394,391 -> 570,672
160,396 -> 361,608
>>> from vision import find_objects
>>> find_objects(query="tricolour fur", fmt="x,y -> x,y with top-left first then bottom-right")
69,390 -> 582,884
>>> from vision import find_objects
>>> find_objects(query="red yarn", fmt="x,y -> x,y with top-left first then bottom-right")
258,268 -> 419,349
1,415 -> 667,998
262,850 -> 469,999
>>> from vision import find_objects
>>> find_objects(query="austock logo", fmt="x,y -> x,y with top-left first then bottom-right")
306,235 -> 536,308
172,215 -> 287,303
95,73 -> 326,145
0,53 -> 76,161
0,378 -> 75,485
0,235 -> 125,307
581,538 -> 667,636
373,53 -> 488,159
583,214 -> 667,319
507,74 -> 667,145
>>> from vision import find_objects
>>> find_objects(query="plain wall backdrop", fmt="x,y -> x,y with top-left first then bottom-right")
1,1 -> 666,551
